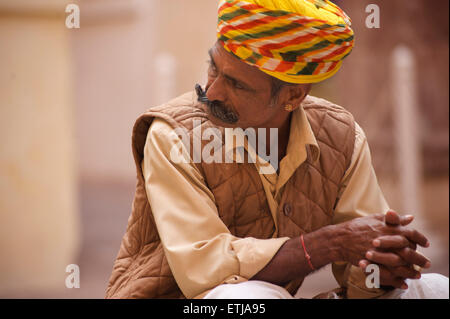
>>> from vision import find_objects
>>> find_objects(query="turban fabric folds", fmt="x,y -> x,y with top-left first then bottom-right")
217,0 -> 355,83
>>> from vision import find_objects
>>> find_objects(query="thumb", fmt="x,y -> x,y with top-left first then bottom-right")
385,210 -> 401,225
385,210 -> 414,226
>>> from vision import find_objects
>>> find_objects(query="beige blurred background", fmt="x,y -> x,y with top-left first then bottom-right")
0,0 -> 448,298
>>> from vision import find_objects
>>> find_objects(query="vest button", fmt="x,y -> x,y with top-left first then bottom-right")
283,203 -> 292,217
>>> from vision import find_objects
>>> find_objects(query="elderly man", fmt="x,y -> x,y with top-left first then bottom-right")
106,0 -> 448,299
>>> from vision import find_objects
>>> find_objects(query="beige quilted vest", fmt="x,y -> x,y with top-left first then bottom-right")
105,91 -> 355,298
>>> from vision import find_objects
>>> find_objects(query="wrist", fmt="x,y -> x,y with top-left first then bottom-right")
303,224 -> 344,266
300,234 -> 315,271
323,224 -> 347,262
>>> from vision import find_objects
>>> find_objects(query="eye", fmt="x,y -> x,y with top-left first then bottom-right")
208,66 -> 216,76
231,79 -> 246,90
207,61 -> 218,76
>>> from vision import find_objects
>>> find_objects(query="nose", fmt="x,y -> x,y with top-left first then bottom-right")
206,75 -> 227,103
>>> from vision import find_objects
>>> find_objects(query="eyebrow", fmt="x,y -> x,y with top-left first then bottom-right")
208,49 -> 254,90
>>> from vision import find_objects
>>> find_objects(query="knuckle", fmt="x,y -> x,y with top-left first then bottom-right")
393,255 -> 403,265
401,236 -> 409,245
402,247 -> 412,258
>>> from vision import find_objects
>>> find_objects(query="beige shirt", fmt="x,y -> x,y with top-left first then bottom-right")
142,104 -> 390,299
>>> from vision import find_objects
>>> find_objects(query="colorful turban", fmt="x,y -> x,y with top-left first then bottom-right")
217,0 -> 354,83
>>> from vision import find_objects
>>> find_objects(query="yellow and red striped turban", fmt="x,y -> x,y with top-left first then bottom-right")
217,0 -> 354,83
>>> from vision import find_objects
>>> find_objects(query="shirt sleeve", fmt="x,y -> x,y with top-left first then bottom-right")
331,122 -> 391,298
142,118 -> 289,299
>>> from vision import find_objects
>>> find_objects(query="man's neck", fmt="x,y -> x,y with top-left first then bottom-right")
252,112 -> 292,168
275,113 -> 292,163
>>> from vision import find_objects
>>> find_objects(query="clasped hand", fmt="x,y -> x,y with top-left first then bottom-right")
338,210 -> 431,290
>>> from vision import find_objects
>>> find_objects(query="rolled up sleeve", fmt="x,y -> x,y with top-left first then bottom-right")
142,118 -> 288,298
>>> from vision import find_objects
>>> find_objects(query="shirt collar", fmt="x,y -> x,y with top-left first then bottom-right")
223,103 -> 321,172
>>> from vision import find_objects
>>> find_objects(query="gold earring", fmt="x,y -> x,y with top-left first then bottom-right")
285,104 -> 294,112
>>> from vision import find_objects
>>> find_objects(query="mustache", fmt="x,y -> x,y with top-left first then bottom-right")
195,84 -> 239,124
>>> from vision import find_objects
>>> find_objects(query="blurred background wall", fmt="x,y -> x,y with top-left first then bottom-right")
0,0 -> 79,295
0,0 -> 448,298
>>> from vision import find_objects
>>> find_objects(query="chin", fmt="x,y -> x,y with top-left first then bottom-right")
208,117 -> 237,128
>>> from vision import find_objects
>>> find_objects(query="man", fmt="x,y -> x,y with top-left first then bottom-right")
106,0 -> 448,299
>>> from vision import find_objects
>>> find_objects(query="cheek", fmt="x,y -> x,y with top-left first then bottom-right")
231,95 -> 274,120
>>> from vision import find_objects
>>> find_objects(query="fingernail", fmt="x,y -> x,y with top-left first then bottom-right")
366,251 -> 373,259
424,261 -> 431,269
401,283 -> 408,290
373,239 -> 380,247
405,215 -> 414,219
425,241 -> 430,248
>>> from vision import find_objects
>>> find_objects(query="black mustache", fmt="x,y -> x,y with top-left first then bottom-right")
195,84 -> 239,124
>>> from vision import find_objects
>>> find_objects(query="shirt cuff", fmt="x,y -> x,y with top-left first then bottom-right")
231,237 -> 290,279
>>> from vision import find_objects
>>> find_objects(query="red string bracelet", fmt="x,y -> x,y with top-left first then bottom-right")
300,234 -> 315,271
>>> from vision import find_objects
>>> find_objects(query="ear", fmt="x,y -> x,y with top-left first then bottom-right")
278,84 -> 311,111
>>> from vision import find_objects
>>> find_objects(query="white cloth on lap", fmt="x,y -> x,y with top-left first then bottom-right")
203,274 -> 449,299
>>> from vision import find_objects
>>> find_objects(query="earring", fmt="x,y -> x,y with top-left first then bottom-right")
285,104 -> 294,112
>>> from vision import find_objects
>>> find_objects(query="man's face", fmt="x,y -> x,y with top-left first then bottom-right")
203,42 -> 283,129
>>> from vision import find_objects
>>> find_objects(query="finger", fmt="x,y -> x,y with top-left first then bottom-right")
373,235 -> 410,249
385,210 -> 401,225
402,228 -> 430,247
400,215 -> 414,226
359,259 -> 370,270
408,241 -> 417,251
359,261 -> 409,289
379,266 -> 408,290
388,265 -> 421,280
397,248 -> 431,268
373,213 -> 386,222
384,210 -> 414,226
366,250 -> 406,267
